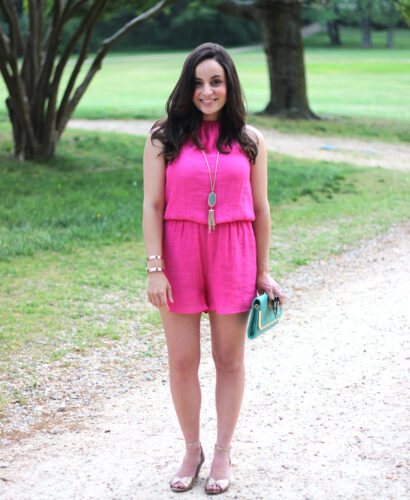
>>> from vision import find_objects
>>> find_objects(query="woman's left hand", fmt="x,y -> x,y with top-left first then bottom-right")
256,272 -> 285,306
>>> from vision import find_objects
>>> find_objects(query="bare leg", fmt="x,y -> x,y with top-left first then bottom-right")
161,310 -> 203,488
207,310 -> 249,491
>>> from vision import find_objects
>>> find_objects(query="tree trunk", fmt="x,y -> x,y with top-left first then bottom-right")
387,24 -> 394,48
326,20 -> 341,46
360,16 -> 372,48
258,1 -> 316,118
386,5 -> 395,49
0,0 -> 177,161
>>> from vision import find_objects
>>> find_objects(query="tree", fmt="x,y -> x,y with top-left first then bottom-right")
215,0 -> 317,119
0,0 -> 177,161
304,0 -> 352,47
375,0 -> 402,48
393,0 -> 410,24
356,0 -> 373,47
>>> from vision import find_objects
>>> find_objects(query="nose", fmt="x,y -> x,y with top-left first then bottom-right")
202,83 -> 213,96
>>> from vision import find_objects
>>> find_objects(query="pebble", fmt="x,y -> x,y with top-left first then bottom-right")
0,223 -> 409,499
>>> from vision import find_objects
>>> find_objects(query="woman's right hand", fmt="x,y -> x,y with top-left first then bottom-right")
147,272 -> 174,311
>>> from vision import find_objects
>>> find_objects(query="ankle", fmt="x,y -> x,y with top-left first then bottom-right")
215,443 -> 231,453
186,441 -> 201,451
186,440 -> 201,448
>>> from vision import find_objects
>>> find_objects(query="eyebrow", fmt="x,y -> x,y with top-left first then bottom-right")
195,74 -> 223,80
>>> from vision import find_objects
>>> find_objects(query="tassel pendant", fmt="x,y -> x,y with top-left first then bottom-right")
208,208 -> 215,233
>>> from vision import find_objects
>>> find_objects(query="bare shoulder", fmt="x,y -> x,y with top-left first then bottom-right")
245,124 -> 265,145
146,118 -> 166,152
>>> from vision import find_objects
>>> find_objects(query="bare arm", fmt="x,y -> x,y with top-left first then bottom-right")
249,126 -> 285,305
143,133 -> 173,310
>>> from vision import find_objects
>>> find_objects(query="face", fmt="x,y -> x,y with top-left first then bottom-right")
192,58 -> 227,121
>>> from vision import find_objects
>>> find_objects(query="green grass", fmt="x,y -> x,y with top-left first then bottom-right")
0,122 -> 145,258
304,27 -> 410,50
0,29 -> 409,127
1,123 -> 409,333
1,119 -> 409,412
1,121 -> 408,262
249,115 -> 410,143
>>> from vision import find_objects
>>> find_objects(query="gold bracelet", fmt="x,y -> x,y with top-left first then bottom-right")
146,267 -> 164,273
146,255 -> 162,261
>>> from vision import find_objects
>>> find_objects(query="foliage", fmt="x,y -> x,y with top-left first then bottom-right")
0,0 -> 176,160
304,0 -> 407,37
78,1 -> 261,51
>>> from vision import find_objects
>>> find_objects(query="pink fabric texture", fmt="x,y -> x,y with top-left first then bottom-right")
164,120 -> 255,225
163,220 -> 257,314
163,119 -> 257,314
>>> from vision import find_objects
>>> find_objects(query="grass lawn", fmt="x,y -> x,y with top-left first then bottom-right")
0,29 -> 408,134
0,27 -> 409,411
1,123 -> 409,411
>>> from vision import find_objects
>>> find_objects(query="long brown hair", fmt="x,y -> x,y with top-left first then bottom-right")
151,43 -> 258,163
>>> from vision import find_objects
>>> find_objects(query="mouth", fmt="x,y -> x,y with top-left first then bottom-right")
200,99 -> 216,104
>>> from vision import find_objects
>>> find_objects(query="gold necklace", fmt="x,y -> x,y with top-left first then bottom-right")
202,149 -> 219,233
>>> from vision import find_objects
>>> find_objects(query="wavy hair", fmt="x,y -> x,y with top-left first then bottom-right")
151,43 -> 258,163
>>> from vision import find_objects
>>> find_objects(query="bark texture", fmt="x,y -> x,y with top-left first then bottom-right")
360,16 -> 372,47
326,20 -> 341,46
218,0 -> 316,119
0,0 -> 176,161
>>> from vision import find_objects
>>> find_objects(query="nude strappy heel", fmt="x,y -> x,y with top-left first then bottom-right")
170,441 -> 205,493
205,444 -> 231,495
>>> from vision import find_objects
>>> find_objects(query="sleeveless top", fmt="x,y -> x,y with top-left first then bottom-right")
164,120 -> 255,225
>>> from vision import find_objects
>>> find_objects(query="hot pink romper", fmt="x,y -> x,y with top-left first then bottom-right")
163,120 -> 257,314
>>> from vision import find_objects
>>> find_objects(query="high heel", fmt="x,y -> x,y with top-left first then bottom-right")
205,445 -> 231,495
170,441 -> 205,493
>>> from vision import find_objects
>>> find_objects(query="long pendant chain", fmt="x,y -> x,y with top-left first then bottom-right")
202,149 -> 219,233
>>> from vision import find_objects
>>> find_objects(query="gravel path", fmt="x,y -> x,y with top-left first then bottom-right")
1,223 -> 409,499
67,119 -> 410,172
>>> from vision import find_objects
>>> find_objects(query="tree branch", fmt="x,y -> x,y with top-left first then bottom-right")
58,0 -> 179,135
52,0 -> 107,136
0,0 -> 17,59
33,0 -> 75,127
0,23 -> 10,59
1,0 -> 25,54
54,0 -> 106,91
214,0 -> 257,20
67,0 -> 90,20
28,0 -> 40,78
0,28 -> 13,91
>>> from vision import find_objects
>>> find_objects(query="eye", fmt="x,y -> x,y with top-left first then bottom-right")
194,80 -> 202,87
212,79 -> 223,85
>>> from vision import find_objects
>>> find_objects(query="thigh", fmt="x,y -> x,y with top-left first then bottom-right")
209,311 -> 249,363
161,310 -> 202,369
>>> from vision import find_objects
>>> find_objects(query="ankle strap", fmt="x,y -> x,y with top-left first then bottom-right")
186,441 -> 201,447
215,444 -> 231,452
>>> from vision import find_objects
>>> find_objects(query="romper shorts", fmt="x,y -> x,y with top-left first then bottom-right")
163,220 -> 257,314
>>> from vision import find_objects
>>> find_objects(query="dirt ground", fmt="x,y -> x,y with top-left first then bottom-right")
67,118 -> 410,172
1,222 -> 409,499
1,120 -> 409,499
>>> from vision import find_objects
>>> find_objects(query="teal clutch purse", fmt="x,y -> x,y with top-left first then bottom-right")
247,293 -> 282,340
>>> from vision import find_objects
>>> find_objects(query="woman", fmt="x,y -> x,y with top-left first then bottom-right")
143,43 -> 284,495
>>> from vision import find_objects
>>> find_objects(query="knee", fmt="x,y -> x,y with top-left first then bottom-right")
212,349 -> 244,375
169,354 -> 200,380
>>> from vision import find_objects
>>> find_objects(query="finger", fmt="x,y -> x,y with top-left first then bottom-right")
156,293 -> 167,308
167,286 -> 174,304
277,291 -> 285,306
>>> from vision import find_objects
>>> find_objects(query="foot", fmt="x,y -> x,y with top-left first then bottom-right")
205,445 -> 231,495
170,442 -> 204,492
